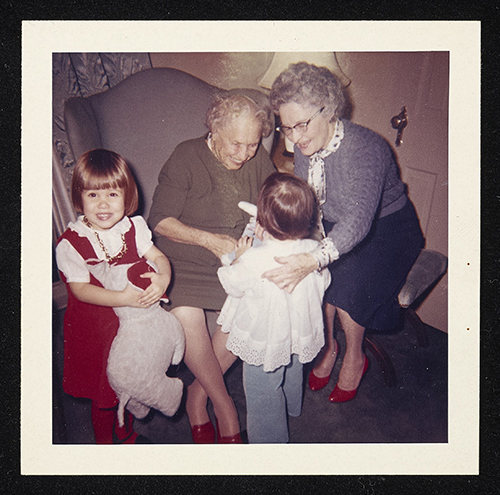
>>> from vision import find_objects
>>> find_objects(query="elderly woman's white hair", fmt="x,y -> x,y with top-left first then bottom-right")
206,90 -> 274,138
269,62 -> 349,122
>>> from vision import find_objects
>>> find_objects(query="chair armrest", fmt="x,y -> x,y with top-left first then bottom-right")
398,249 -> 448,308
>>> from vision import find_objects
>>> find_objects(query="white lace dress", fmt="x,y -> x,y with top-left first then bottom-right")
217,237 -> 331,372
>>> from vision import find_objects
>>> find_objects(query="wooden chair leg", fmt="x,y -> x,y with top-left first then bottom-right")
363,336 -> 397,387
404,308 -> 429,348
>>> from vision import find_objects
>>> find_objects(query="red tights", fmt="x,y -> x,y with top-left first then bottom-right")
91,402 -> 138,444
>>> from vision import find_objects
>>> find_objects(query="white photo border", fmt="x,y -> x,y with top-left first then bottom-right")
21,20 -> 480,475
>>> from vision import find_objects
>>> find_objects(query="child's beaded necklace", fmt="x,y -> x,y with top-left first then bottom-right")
82,216 -> 128,263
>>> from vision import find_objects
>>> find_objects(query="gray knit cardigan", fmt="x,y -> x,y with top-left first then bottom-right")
294,120 -> 407,256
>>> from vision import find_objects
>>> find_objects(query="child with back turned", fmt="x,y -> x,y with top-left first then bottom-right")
56,149 -> 172,444
217,172 -> 331,443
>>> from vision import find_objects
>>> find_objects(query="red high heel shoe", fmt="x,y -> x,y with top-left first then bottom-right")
216,420 -> 242,444
191,421 -> 216,444
329,355 -> 369,403
308,342 -> 339,391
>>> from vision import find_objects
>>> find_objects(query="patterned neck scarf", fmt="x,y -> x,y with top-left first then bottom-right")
307,119 -> 344,239
307,119 -> 344,208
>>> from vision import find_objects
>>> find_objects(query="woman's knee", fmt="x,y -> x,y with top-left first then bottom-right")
337,307 -> 365,332
171,306 -> 208,338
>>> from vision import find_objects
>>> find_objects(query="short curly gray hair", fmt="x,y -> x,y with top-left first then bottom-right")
269,62 -> 348,122
206,91 -> 274,138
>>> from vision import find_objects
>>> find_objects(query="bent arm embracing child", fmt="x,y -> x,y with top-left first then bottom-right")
217,172 -> 331,443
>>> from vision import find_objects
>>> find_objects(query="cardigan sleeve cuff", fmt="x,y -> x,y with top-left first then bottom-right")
310,237 -> 340,270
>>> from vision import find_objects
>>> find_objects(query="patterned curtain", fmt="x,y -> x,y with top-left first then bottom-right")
52,53 -> 152,240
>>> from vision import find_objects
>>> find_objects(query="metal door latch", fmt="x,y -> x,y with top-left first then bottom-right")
391,107 -> 408,147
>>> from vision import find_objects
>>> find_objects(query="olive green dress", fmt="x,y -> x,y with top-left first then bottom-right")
149,136 -> 276,310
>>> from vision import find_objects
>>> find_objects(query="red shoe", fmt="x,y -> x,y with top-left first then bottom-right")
113,411 -> 140,444
113,429 -> 139,444
191,421 -> 216,444
216,420 -> 243,444
329,355 -> 369,403
308,370 -> 332,391
308,342 -> 339,391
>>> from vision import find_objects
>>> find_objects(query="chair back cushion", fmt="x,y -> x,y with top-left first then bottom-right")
64,68 -> 274,219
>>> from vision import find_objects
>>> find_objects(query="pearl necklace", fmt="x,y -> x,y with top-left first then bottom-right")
83,216 -> 128,263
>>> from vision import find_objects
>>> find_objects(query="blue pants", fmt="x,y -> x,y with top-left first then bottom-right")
242,354 -> 303,443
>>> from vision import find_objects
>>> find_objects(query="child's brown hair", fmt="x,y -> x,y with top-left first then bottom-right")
71,149 -> 139,216
256,172 -> 318,241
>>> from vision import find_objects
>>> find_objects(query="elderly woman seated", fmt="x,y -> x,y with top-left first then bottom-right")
263,62 -> 425,404
149,92 -> 275,443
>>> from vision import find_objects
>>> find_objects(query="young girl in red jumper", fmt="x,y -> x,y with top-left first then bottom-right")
56,149 -> 173,444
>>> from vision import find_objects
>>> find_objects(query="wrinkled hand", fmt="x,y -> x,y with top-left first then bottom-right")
261,252 -> 318,293
206,233 -> 238,259
137,271 -> 171,306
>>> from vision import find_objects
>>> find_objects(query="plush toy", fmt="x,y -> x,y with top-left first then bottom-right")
103,259 -> 185,427
220,201 -> 260,266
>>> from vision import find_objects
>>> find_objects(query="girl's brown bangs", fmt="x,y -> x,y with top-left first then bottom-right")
82,172 -> 125,192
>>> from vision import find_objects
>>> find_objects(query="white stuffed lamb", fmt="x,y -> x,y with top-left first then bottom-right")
103,259 -> 185,427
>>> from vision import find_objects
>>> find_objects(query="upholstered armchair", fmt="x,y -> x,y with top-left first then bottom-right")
63,67 -> 275,220
63,67 -> 447,389
364,249 -> 448,386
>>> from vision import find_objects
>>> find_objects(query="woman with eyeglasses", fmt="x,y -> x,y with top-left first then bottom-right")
265,62 -> 424,403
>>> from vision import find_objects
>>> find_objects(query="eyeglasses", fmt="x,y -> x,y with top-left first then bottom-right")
277,107 -> 325,137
